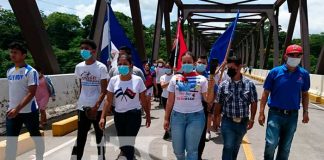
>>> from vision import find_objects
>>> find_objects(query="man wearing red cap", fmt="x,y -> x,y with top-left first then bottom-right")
258,44 -> 310,160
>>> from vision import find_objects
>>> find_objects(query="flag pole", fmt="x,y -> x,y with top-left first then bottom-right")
173,17 -> 181,74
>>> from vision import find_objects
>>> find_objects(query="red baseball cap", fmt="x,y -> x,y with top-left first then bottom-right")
285,44 -> 303,55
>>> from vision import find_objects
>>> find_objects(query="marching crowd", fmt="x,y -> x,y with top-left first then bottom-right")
5,39 -> 310,160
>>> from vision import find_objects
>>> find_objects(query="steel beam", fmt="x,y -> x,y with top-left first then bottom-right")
299,0 -> 311,71
152,0 -> 164,61
129,0 -> 146,61
282,1 -> 299,64
187,24 -> 192,50
250,33 -> 256,67
264,25 -> 274,69
183,4 -> 273,20
164,1 -> 172,57
259,25 -> 265,69
9,0 -> 60,74
89,0 -> 106,55
191,18 -> 261,23
316,46 -> 324,75
242,43 -> 246,65
267,11 -> 280,67
245,38 -> 250,66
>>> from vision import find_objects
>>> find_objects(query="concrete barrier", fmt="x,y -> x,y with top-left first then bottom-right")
0,74 -> 79,134
0,130 -> 44,160
52,115 -> 78,136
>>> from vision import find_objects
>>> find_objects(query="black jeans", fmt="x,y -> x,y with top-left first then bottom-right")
114,109 -> 142,160
161,97 -> 168,110
198,101 -> 208,160
6,110 -> 44,160
71,110 -> 105,160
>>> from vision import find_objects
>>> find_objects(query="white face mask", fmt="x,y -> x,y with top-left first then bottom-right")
287,57 -> 301,67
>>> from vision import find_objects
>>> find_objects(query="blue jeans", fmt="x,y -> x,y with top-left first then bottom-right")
171,110 -> 205,160
264,109 -> 298,160
6,111 -> 44,160
221,116 -> 248,160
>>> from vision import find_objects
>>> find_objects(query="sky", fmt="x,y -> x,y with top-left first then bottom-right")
0,0 -> 323,39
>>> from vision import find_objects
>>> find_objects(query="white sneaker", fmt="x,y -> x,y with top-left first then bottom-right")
205,132 -> 211,141
117,155 -> 127,160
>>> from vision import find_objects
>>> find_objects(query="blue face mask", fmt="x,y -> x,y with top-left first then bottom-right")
182,64 -> 194,73
118,65 -> 130,75
196,64 -> 207,72
164,68 -> 172,74
80,49 -> 92,60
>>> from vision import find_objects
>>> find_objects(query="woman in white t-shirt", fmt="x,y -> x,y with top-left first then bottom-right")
99,54 -> 151,160
164,52 -> 214,160
160,63 -> 173,140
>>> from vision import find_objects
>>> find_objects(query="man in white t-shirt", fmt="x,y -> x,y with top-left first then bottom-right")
155,59 -> 165,104
71,39 -> 108,160
5,42 -> 44,160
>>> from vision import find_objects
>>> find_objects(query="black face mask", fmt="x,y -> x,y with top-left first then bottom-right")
227,68 -> 237,78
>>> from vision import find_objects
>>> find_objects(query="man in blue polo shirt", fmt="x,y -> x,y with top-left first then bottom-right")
258,44 -> 310,160
6,42 -> 44,160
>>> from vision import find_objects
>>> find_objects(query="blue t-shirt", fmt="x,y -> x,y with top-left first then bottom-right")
263,65 -> 310,110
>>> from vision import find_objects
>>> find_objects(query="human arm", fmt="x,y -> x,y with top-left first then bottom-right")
99,91 -> 113,130
258,90 -> 270,126
140,91 -> 151,127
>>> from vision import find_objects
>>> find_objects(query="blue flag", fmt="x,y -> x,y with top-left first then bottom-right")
100,2 -> 111,64
207,11 -> 240,71
100,4 -> 143,71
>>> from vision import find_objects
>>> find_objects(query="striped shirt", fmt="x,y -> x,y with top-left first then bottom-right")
216,76 -> 257,118
7,65 -> 39,113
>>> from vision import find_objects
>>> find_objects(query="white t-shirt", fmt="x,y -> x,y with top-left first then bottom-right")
7,65 -> 39,113
167,74 -> 208,113
75,61 -> 108,111
160,74 -> 172,98
107,75 -> 146,113
155,67 -> 165,84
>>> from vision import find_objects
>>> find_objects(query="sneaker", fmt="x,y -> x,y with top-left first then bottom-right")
205,132 -> 211,141
116,156 -> 127,160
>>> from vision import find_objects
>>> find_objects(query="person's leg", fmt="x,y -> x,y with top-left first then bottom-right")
162,97 -> 170,139
71,111 -> 91,160
198,105 -> 208,160
92,111 -> 106,160
22,111 -> 44,160
5,115 -> 23,160
232,120 -> 248,160
264,110 -> 282,160
157,84 -> 162,104
276,112 -> 298,160
114,111 -> 127,158
121,109 -> 142,160
186,110 -> 205,160
170,111 -> 186,160
221,117 -> 237,160
40,109 -> 47,128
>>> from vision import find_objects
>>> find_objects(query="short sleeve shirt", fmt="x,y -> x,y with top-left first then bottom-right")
75,61 -> 108,111
107,75 -> 146,113
167,73 -> 208,113
7,65 -> 39,113
160,74 -> 172,98
263,64 -> 310,110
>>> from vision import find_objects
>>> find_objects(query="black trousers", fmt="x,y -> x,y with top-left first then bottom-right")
6,111 -> 44,160
161,97 -> 168,110
114,109 -> 142,160
198,101 -> 208,160
71,110 -> 105,160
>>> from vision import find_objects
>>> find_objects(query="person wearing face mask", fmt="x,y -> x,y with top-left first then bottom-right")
99,54 -> 151,160
160,63 -> 173,140
155,59 -> 165,105
164,52 -> 215,160
215,56 -> 258,160
258,44 -> 310,160
72,39 -> 108,160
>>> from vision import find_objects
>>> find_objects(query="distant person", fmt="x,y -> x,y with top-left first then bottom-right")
5,42 -> 44,160
155,59 -> 165,104
215,56 -> 258,160
258,44 -> 310,160
164,52 -> 214,160
99,54 -> 151,160
71,39 -> 108,160
248,66 -> 253,74
160,63 -> 173,140
34,66 -> 56,129
143,62 -> 157,114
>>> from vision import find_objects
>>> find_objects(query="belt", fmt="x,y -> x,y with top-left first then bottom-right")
270,107 -> 298,115
223,116 -> 249,123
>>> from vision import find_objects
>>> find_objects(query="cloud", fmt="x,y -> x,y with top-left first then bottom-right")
74,0 -> 96,20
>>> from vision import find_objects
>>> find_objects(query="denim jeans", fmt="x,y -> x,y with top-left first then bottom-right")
170,110 -> 205,160
221,116 -> 248,160
264,109 -> 298,160
6,111 -> 44,160
71,111 -> 105,160
114,109 -> 142,160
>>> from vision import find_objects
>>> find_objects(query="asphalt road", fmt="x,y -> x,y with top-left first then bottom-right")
15,79 -> 324,160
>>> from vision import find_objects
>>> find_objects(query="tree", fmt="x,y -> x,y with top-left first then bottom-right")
81,14 -> 93,38
0,9 -> 23,49
45,12 -> 82,50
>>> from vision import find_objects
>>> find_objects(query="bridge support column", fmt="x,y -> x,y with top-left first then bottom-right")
152,0 -> 165,61
299,0 -> 311,71
259,25 -> 265,69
